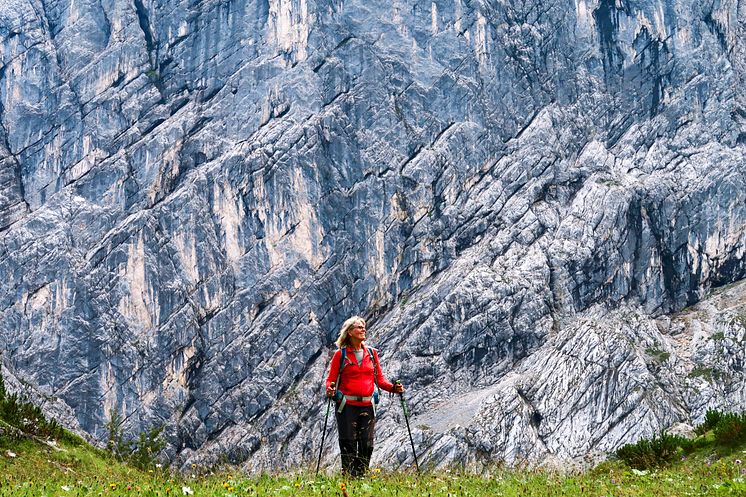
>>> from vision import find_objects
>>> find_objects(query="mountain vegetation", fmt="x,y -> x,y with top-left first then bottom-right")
2,369 -> 746,496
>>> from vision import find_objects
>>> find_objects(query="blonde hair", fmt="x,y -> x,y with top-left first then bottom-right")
335,315 -> 366,348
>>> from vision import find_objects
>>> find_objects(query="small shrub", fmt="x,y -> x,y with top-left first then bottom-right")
0,366 -> 87,446
106,410 -> 165,470
0,385 -> 66,441
106,410 -> 126,459
689,366 -> 722,381
128,425 -> 166,469
645,347 -> 670,361
713,412 -> 746,447
0,368 -> 6,400
616,431 -> 691,469
695,408 -> 723,436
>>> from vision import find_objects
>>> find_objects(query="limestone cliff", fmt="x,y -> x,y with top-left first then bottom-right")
0,0 -> 744,471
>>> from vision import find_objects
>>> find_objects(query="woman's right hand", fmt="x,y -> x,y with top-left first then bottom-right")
326,382 -> 336,397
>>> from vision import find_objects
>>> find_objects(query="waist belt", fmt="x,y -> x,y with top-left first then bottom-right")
336,394 -> 378,415
344,395 -> 374,402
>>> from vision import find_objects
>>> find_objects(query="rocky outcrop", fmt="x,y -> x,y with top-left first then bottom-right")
0,0 -> 745,471
376,285 -> 746,470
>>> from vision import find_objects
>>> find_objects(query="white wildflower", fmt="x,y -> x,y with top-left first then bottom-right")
182,486 -> 194,495
6,451 -> 16,458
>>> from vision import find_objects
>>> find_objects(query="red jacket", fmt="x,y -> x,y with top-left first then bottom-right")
325,344 -> 396,407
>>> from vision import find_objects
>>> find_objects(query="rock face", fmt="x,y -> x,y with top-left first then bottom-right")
1,0 -> 745,472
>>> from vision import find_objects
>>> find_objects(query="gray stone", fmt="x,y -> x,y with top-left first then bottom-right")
0,0 -> 745,473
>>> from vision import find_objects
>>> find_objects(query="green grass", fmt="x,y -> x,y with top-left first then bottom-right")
1,432 -> 746,496
3,369 -> 746,496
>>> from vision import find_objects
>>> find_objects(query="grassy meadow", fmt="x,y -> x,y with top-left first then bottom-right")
2,372 -> 746,496
1,432 -> 746,496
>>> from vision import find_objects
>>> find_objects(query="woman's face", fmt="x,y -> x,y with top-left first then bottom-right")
349,321 -> 366,342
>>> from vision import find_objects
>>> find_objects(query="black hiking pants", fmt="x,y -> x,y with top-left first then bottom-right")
335,404 -> 375,477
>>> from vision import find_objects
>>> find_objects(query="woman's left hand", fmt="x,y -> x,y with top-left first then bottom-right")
393,382 -> 405,394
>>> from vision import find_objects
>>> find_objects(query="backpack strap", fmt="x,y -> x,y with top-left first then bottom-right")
368,347 -> 381,416
336,347 -> 347,387
367,347 -> 377,385
335,348 -> 347,413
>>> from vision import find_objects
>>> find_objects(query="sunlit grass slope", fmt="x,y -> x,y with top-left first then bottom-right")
2,430 -> 746,496
2,372 -> 746,496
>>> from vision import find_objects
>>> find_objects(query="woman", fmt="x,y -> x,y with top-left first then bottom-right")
325,316 -> 404,476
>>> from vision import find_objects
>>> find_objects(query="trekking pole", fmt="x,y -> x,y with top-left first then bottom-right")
395,380 -> 420,473
315,383 -> 334,476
